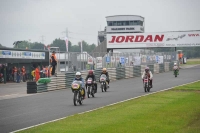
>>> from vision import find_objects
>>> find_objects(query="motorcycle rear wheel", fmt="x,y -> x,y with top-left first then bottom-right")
104,84 -> 107,92
101,84 -> 104,92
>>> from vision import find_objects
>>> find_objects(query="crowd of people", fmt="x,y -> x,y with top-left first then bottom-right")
0,51 -> 58,83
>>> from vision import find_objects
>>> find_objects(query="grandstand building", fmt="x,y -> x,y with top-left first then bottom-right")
98,15 -> 145,45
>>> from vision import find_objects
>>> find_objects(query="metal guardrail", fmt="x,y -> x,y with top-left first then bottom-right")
154,64 -> 159,74
32,62 -> 175,93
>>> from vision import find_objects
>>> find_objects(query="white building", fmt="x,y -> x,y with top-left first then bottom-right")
98,15 -> 145,44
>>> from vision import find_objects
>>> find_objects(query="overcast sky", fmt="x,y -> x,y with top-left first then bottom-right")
0,0 -> 200,48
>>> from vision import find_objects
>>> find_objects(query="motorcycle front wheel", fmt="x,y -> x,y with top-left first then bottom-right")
78,91 -> 83,105
144,83 -> 147,92
101,84 -> 104,92
87,86 -> 91,98
73,92 -> 78,106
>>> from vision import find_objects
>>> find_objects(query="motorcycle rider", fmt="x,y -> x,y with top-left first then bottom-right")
85,70 -> 97,93
73,72 -> 86,99
99,68 -> 110,87
141,67 -> 153,88
173,63 -> 179,75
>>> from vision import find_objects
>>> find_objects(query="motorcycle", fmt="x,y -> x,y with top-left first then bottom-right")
0,73 -> 4,83
100,74 -> 108,92
86,77 -> 95,98
143,75 -> 150,92
71,80 -> 84,106
174,69 -> 179,77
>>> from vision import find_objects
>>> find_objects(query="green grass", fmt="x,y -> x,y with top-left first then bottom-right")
18,81 -> 200,133
181,58 -> 200,65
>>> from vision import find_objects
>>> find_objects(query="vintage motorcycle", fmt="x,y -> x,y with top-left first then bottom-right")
100,74 -> 108,92
143,74 -> 150,92
86,77 -> 95,98
71,80 -> 84,106
173,66 -> 179,78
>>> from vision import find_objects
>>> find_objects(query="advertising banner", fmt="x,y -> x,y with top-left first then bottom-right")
106,56 -> 111,63
133,56 -> 141,66
107,31 -> 200,48
87,57 -> 93,65
96,57 -> 102,68
158,56 -> 164,64
120,57 -> 125,65
0,50 -> 45,59
111,56 -> 115,63
116,56 -> 120,63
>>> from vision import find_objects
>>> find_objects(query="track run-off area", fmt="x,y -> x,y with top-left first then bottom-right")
0,65 -> 199,133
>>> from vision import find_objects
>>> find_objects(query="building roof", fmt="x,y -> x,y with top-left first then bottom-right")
0,47 -> 48,52
106,15 -> 144,19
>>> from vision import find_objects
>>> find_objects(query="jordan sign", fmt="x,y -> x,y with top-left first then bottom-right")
107,31 -> 200,48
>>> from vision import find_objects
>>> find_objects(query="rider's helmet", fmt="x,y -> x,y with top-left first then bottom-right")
102,68 -> 107,74
174,63 -> 177,66
75,72 -> 81,79
145,67 -> 149,73
88,70 -> 93,75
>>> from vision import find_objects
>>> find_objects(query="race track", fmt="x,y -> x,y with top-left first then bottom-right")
0,66 -> 199,133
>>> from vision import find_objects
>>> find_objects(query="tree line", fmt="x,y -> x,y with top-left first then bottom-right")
0,39 -> 96,53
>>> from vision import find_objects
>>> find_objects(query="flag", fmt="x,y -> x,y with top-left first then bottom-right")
65,37 -> 68,52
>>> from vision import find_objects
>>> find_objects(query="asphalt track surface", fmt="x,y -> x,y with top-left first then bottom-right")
0,66 -> 200,133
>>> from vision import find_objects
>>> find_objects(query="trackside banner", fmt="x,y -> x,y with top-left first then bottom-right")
107,31 -> 200,48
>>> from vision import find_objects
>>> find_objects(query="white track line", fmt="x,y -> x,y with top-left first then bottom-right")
11,80 -> 200,133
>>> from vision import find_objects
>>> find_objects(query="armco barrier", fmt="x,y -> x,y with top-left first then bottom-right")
47,73 -> 66,91
116,67 -> 125,80
133,66 -> 141,77
94,69 -> 102,81
125,66 -> 133,78
148,64 -> 154,74
31,62 -> 175,93
141,65 -> 146,76
164,62 -> 170,72
169,62 -> 174,71
159,64 -> 164,73
154,64 -> 159,74
66,72 -> 75,89
108,68 -> 117,81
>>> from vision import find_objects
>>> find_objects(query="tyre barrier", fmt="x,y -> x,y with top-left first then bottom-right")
27,81 -> 37,94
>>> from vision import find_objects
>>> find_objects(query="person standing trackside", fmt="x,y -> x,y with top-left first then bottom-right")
35,65 -> 40,82
21,66 -> 26,82
50,51 -> 57,76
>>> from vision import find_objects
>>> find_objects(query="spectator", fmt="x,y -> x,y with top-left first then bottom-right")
14,66 -> 17,82
21,66 -> 26,82
50,51 -> 57,76
17,68 -> 21,83
35,65 -> 40,82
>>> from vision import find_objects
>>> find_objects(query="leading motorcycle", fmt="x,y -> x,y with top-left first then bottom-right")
100,74 -> 108,92
71,80 -> 84,106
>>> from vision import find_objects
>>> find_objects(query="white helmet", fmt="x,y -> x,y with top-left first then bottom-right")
174,63 -> 177,66
75,72 -> 81,79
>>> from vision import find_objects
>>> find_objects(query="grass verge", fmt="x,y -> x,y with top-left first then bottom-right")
181,58 -> 200,65
18,81 -> 200,133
